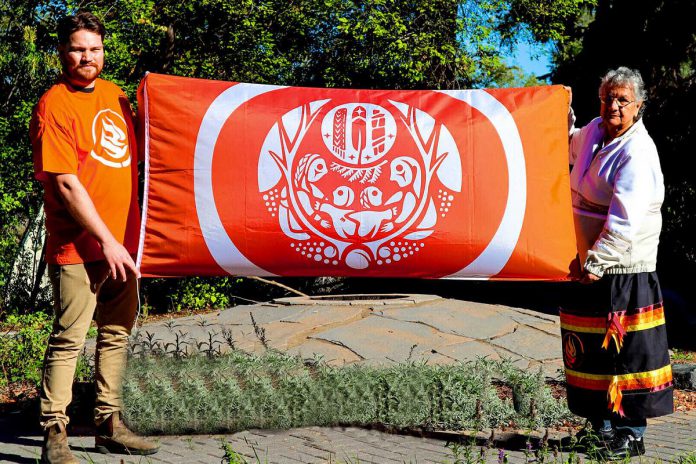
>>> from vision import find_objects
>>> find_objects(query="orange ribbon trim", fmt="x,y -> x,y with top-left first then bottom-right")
565,365 -> 673,390
565,365 -> 673,416
602,312 -> 627,352
560,304 -> 665,335
608,376 -> 625,417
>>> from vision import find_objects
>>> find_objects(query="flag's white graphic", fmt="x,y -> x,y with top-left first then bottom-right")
259,101 -> 463,269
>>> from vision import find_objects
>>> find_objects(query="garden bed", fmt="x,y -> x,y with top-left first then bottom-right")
122,351 -> 573,435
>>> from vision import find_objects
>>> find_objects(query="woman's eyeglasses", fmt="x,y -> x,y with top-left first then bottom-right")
599,96 -> 635,108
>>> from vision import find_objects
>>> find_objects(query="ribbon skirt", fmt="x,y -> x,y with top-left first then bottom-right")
560,272 -> 673,419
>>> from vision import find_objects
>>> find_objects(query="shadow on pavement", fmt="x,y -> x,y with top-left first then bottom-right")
0,452 -> 39,464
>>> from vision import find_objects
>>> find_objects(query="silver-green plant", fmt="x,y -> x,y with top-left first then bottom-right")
122,347 -> 573,435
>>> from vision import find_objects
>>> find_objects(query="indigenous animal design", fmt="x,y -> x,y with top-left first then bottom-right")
259,101 -> 462,269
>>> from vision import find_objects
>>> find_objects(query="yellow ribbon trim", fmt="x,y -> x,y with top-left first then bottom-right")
601,313 -> 627,352
560,323 -> 606,334
623,318 -> 665,331
565,365 -> 672,383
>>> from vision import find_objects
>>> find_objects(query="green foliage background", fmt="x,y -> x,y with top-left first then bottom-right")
551,0 -> 696,323
0,0 -> 594,315
0,311 -> 52,385
3,0 -> 694,319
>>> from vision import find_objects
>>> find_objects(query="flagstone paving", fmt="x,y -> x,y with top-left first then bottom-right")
4,294 -> 695,463
380,300 -> 520,339
125,294 -> 566,375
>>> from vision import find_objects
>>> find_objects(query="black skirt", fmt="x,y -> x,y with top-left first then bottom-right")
559,272 -> 673,420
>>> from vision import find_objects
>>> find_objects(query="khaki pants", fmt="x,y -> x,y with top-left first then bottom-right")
41,261 -> 137,429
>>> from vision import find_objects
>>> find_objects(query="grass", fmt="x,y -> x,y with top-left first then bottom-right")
7,309 -> 691,463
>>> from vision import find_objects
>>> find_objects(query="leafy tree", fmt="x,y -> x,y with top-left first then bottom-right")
0,0 -> 63,311
1,0 -> 592,314
551,0 -> 696,297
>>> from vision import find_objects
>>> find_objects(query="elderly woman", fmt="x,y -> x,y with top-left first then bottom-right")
561,67 -> 672,459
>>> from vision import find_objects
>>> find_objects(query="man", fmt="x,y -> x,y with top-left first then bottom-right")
31,11 -> 158,463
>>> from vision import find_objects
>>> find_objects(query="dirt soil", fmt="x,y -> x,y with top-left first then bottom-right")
675,389 -> 696,412
0,381 -> 39,414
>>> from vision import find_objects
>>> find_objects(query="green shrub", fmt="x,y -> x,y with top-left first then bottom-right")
498,359 -> 568,429
0,312 -> 97,388
174,277 -> 232,311
140,277 -> 245,313
0,311 -> 52,386
74,348 -> 95,383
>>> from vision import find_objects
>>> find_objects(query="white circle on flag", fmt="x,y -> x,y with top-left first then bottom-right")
193,86 -> 526,278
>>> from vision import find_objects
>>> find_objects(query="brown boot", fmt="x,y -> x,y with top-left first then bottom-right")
41,422 -> 79,464
95,411 -> 159,455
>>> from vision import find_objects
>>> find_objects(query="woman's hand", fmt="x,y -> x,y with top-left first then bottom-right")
564,86 -> 576,136
579,270 -> 601,284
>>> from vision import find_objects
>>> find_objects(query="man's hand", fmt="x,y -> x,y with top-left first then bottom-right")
53,173 -> 140,280
102,239 -> 140,281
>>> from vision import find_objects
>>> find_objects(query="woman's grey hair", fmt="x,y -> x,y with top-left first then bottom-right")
599,67 -> 647,119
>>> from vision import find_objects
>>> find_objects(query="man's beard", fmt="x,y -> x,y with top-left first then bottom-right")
63,64 -> 102,85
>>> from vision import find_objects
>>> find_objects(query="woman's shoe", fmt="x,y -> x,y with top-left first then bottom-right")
599,432 -> 646,460
561,425 -> 614,452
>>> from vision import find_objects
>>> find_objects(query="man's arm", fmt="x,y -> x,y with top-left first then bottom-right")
52,173 -> 140,281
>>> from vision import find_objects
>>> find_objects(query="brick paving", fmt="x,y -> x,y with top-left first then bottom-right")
2,411 -> 695,463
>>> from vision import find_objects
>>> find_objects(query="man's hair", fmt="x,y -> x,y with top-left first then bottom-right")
57,11 -> 106,45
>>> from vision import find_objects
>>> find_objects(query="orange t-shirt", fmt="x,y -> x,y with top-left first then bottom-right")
31,77 -> 141,264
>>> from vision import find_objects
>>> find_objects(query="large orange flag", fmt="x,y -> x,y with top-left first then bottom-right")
136,73 -> 577,279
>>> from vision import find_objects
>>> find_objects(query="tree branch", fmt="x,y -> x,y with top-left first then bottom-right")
244,276 -> 308,297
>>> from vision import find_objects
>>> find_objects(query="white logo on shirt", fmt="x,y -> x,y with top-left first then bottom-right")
90,109 -> 131,168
